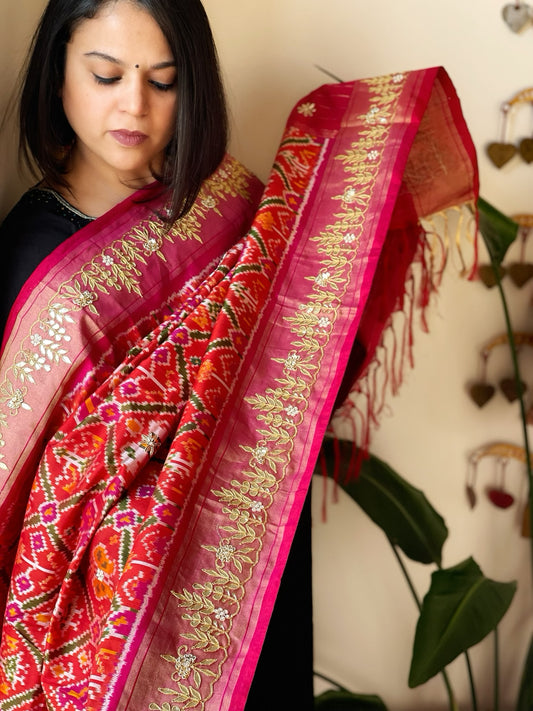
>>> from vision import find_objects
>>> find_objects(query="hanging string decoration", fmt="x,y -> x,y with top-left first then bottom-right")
487,88 -> 533,168
468,331 -> 532,408
467,442 -> 531,536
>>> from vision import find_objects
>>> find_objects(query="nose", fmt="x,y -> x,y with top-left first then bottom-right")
120,75 -> 148,117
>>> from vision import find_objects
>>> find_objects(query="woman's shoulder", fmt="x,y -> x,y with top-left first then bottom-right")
0,187 -> 93,337
0,186 -> 92,242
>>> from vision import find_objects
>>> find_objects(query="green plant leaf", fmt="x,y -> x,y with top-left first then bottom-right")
320,440 -> 448,565
408,557 -> 517,687
517,634 -> 533,711
314,689 -> 388,710
477,197 -> 519,267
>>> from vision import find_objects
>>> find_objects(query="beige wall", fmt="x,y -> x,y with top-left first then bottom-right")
0,0 -> 46,216
2,1 -> 532,708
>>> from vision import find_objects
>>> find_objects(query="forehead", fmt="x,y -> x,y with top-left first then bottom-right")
68,0 -> 173,60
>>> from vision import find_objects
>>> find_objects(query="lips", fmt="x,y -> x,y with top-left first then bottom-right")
110,130 -> 148,147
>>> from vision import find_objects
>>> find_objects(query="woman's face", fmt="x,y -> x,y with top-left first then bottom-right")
61,0 -> 178,188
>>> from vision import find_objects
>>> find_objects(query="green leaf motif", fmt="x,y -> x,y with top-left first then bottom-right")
477,197 -> 519,267
409,557 -> 517,687
314,689 -> 388,710
320,440 -> 448,565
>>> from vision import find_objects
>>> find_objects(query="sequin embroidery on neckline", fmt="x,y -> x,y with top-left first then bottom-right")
38,187 -> 95,221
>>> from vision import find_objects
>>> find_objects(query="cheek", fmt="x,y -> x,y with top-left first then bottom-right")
63,86 -> 104,134
159,97 -> 178,141
62,84 -> 84,127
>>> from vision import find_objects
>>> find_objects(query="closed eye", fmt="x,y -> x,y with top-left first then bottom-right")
149,80 -> 175,92
93,74 -> 120,85
92,74 -> 174,92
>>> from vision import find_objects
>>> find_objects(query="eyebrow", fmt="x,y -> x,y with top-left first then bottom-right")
83,51 -> 176,69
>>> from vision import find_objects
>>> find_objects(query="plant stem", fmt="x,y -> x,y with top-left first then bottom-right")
389,542 -> 458,711
493,627 -> 499,711
465,650 -> 478,711
313,671 -> 347,692
492,258 -> 533,581
491,259 -> 533,710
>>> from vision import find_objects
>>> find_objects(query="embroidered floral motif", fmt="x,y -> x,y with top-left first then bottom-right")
154,72 -> 410,710
1,385 -> 30,415
284,352 -> 301,371
365,105 -> 389,125
342,187 -> 358,204
143,237 -> 161,255
72,289 -> 97,308
297,101 -> 316,117
252,445 -> 268,464
213,608 -> 230,625
215,543 -> 236,564
250,500 -> 265,514
201,196 -> 217,210
343,232 -> 358,245
165,651 -> 197,681
140,432 -> 161,457
315,270 -> 331,287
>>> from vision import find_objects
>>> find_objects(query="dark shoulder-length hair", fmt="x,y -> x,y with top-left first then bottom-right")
19,0 -> 228,220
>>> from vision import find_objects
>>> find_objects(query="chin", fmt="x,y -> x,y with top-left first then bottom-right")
114,165 -> 154,184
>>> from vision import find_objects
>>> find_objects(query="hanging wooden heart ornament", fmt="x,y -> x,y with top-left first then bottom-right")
499,376 -> 527,402
477,263 -> 506,288
502,2 -> 532,32
507,262 -> 533,285
519,137 -> 533,162
487,142 -> 517,168
508,218 -> 533,286
469,382 -> 496,407
468,332 -> 533,407
487,101 -> 515,168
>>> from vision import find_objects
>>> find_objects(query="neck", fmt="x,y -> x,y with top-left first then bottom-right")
58,150 -> 156,218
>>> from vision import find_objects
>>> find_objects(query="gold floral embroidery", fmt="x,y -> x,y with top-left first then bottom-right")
0,156 -> 256,470
156,73 -> 408,708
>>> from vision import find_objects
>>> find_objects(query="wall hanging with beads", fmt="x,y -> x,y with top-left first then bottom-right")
466,441 -> 530,537
487,87 -> 533,168
468,331 -> 533,411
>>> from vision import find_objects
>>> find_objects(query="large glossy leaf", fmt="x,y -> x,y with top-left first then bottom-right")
320,439 -> 448,565
315,690 -> 388,710
477,197 -> 518,267
409,557 -> 517,687
517,634 -> 533,711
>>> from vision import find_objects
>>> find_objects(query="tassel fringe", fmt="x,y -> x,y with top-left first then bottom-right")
328,202 -> 477,479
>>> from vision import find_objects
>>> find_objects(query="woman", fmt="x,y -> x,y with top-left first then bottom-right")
0,2 -> 313,708
0,0 -> 227,334
0,0 -> 478,709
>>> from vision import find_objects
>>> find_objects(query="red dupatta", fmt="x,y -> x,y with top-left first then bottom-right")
0,67 -> 477,711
